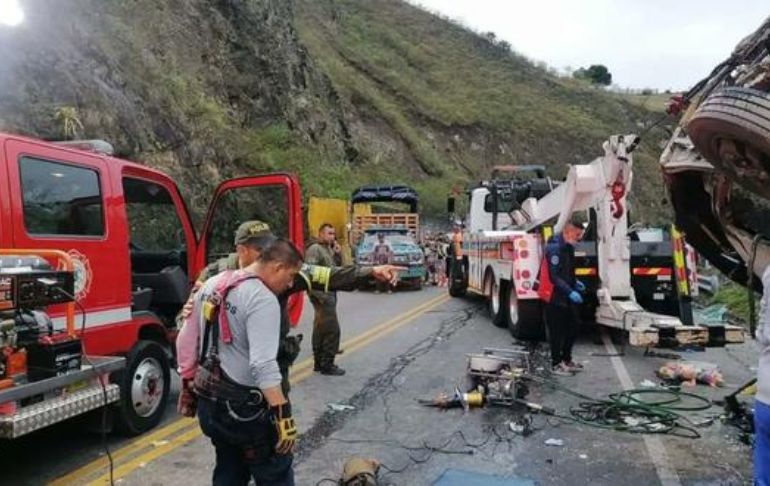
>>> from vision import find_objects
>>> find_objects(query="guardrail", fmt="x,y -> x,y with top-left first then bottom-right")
697,274 -> 720,294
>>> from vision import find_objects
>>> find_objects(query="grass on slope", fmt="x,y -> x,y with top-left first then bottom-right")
296,0 -> 672,222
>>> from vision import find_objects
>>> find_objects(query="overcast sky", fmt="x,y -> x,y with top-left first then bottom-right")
407,0 -> 768,91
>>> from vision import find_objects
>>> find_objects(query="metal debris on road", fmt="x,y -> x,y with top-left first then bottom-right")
327,403 -> 356,412
544,438 -> 564,447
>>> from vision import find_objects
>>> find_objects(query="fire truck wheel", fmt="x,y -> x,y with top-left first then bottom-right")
113,340 -> 171,436
485,272 -> 506,328
503,283 -> 545,341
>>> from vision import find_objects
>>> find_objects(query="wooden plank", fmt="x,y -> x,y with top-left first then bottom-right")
724,325 -> 746,344
629,327 -> 659,347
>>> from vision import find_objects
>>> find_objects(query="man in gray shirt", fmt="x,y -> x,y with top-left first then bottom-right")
193,238 -> 302,486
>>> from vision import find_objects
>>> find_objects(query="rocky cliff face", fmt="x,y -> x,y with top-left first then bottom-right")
0,0 -> 669,222
0,0 -> 355,220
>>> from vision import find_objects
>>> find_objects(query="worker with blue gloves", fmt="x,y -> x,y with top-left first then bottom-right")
544,216 -> 586,376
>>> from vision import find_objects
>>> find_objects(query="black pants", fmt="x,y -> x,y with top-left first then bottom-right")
545,303 -> 579,367
309,293 -> 341,368
197,397 -> 294,486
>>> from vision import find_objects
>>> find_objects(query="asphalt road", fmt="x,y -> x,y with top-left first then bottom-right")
1,287 -> 759,485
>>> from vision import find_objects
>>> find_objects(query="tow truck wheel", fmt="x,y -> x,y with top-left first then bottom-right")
448,258 -> 468,297
502,282 -> 545,341
485,272 -> 506,328
688,87 -> 770,200
113,340 -> 171,436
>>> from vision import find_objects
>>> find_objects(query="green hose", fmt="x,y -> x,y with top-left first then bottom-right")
525,375 -> 713,439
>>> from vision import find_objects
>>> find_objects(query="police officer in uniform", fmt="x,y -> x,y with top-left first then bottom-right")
305,223 -> 346,375
178,220 -> 402,402
544,216 -> 586,376
192,238 -> 302,485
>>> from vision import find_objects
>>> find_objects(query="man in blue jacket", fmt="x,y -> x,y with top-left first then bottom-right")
544,216 -> 586,376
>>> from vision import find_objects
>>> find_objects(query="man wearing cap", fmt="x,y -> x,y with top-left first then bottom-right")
305,223 -> 347,375
177,220 -> 402,413
543,215 -> 586,376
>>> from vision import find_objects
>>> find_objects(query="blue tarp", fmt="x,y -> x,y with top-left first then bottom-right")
432,469 -> 536,486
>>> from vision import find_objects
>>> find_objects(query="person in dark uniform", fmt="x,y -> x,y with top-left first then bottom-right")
177,221 -> 402,413
544,216 -> 586,376
305,223 -> 347,375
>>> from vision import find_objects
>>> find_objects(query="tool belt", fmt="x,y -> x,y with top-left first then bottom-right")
193,358 -> 265,405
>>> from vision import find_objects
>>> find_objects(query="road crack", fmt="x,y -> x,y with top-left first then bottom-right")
295,304 -> 481,462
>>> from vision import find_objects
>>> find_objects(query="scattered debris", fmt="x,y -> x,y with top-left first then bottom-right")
544,438 -> 564,447
150,440 -> 169,447
656,361 -> 725,387
643,349 -> 681,360
328,403 -> 356,412
509,415 -> 535,437
624,417 -> 641,427
639,379 -> 657,388
579,454 -> 588,460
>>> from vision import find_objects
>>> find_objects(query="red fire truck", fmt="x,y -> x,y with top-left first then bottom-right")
0,132 -> 304,437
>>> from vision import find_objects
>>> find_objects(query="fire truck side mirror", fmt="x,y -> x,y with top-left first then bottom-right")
447,196 -> 456,214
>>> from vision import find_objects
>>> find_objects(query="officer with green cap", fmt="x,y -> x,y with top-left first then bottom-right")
178,220 -> 402,396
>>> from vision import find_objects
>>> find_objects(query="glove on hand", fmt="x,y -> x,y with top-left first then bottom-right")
569,291 -> 584,305
177,379 -> 198,417
271,402 -> 298,455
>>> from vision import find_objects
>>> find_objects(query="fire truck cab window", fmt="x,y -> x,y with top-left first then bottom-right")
19,157 -> 105,236
206,184 -> 289,264
123,178 -> 186,253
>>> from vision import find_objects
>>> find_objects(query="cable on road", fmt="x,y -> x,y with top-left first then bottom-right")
525,373 -> 712,439
326,428 -> 497,482
54,286 -> 115,486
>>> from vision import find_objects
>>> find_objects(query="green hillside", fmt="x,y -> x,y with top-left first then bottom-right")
295,0 -> 672,221
0,0 -> 673,225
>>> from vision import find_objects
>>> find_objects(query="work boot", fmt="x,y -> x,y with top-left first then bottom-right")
313,358 -> 322,372
319,364 -> 346,376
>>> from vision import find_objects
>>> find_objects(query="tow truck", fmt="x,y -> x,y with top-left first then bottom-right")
447,135 -> 745,347
0,132 -> 304,438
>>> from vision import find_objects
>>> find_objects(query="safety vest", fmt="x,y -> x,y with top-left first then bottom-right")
535,255 -> 554,303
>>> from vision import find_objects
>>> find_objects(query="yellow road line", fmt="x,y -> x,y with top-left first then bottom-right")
49,417 -> 197,486
55,293 -> 450,486
90,427 -> 203,485
289,293 -> 449,376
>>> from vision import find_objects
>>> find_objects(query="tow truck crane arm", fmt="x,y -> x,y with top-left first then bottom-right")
511,134 -> 743,347
515,134 -> 638,234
